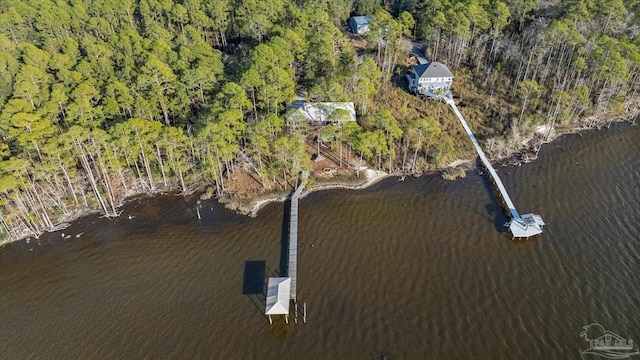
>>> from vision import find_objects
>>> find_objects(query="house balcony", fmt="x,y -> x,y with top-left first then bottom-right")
412,81 -> 452,99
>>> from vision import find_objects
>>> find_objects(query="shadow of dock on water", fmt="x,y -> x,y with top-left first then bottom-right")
242,260 -> 266,295
278,198 -> 291,277
242,260 -> 267,316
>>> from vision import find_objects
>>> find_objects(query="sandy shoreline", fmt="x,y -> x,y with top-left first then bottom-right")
248,169 -> 389,216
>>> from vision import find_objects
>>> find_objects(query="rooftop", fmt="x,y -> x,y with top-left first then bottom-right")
287,102 -> 356,123
413,62 -> 454,79
350,15 -> 372,26
510,213 -> 545,238
265,277 -> 291,315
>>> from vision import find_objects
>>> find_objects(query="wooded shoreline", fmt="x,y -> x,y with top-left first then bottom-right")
2,111 -> 635,246
241,109 -> 639,217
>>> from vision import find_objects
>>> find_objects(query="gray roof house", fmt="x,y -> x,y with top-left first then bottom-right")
349,16 -> 372,35
286,102 -> 356,126
407,62 -> 454,98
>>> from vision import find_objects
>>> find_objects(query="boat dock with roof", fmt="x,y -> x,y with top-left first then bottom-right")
447,99 -> 545,239
265,173 -> 307,323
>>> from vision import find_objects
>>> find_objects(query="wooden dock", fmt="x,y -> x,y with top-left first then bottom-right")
447,99 -> 545,238
265,172 -> 308,323
288,175 -> 306,301
447,99 -> 521,220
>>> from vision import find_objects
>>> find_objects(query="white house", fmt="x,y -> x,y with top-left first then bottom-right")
407,62 -> 454,97
286,102 -> 356,125
349,16 -> 372,35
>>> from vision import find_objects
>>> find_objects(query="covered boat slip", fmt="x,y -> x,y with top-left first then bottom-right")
265,277 -> 291,324
264,176 -> 307,324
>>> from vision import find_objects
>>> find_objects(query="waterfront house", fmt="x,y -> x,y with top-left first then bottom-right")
407,62 -> 454,97
349,16 -> 372,35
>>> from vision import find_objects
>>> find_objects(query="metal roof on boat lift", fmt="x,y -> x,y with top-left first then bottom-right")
265,277 -> 291,315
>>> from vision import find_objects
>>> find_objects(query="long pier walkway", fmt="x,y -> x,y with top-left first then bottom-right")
288,175 -> 306,301
447,99 -> 545,238
265,172 -> 307,323
447,100 -> 521,220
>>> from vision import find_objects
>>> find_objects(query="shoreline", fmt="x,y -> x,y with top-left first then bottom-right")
1,113 -> 637,247
487,109 -> 639,168
248,169 -> 390,216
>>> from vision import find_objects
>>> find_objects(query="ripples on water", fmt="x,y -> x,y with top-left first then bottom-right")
1,124 -> 639,359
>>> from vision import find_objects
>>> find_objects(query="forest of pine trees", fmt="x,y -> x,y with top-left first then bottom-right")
1,0 -> 638,242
